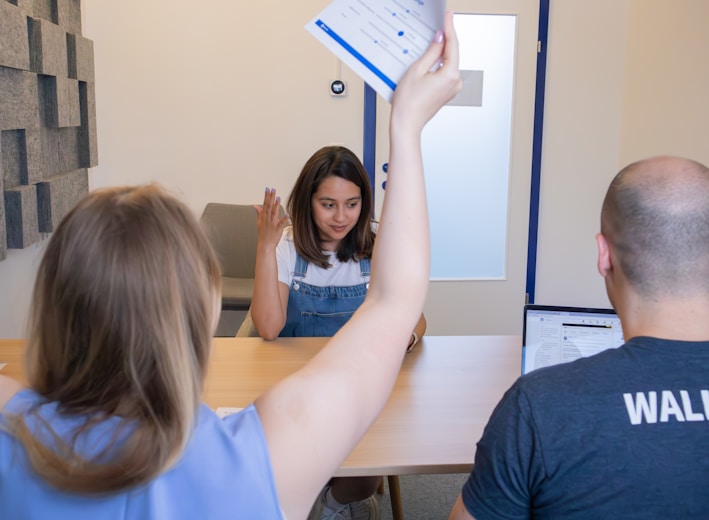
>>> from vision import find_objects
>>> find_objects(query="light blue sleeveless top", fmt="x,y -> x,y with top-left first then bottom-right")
0,389 -> 283,520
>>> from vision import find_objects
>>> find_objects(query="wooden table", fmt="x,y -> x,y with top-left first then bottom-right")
1,336 -> 521,516
0,339 -> 24,384
1,335 -> 521,474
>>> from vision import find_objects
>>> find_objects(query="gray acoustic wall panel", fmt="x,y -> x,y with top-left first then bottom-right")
29,17 -> 69,77
0,0 -> 97,259
30,0 -> 55,24
47,76 -> 81,128
37,168 -> 88,232
68,33 -> 94,82
11,1 -> 34,14
0,68 -> 39,131
1,130 -> 28,188
0,2 -> 31,71
4,185 -> 39,249
79,81 -> 98,168
57,0 -> 81,34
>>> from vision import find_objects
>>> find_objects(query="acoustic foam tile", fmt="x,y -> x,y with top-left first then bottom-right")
24,128 -> 43,185
36,168 -> 88,232
28,17 -> 68,77
40,126 -> 83,176
67,33 -> 94,82
12,0 -> 35,16
0,68 -> 40,131
0,2 -> 31,71
4,184 -> 39,248
45,76 -> 81,128
79,81 -> 97,167
57,0 -> 82,34
1,129 -> 28,189
31,0 -> 55,23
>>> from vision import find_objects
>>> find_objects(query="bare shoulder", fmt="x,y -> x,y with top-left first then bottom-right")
0,375 -> 23,411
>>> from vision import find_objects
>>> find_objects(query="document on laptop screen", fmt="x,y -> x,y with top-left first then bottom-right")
305,0 -> 445,102
522,307 -> 625,375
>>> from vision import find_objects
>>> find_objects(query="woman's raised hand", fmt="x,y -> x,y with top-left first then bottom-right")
391,10 -> 462,134
255,188 -> 289,248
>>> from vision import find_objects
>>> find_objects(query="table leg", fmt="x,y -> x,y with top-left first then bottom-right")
387,475 -> 404,520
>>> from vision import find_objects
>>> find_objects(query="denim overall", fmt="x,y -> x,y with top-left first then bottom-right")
279,253 -> 371,337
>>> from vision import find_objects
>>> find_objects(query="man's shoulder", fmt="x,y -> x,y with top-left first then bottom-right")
517,335 -> 709,398
516,343 -> 637,400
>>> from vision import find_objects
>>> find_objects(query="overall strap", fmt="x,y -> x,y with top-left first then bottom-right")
293,253 -> 309,279
359,257 -> 371,278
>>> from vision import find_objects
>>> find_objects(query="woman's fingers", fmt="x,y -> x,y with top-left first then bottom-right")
260,187 -> 281,219
392,10 -> 462,131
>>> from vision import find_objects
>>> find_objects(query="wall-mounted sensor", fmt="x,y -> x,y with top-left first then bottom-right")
330,80 -> 347,97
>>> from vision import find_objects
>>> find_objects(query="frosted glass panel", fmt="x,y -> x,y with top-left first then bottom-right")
423,14 -> 516,280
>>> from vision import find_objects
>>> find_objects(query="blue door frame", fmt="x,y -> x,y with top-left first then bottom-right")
362,0 -> 550,304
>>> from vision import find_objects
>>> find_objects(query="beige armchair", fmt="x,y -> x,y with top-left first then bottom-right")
200,202 -> 284,312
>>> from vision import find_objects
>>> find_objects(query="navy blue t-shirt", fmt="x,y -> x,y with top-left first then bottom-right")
462,336 -> 709,519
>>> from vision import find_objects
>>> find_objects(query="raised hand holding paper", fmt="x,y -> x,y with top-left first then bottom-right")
306,0 -> 446,102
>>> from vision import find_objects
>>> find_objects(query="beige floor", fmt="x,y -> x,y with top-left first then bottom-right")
379,473 -> 467,520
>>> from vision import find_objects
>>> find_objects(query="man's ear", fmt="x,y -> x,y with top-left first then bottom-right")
596,232 -> 612,277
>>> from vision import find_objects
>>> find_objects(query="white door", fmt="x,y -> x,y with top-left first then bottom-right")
373,0 -> 541,335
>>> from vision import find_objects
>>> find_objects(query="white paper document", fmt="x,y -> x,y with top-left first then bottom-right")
306,0 -> 445,102
0,363 -> 6,371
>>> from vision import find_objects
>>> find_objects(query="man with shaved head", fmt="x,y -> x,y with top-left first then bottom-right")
448,156 -> 709,520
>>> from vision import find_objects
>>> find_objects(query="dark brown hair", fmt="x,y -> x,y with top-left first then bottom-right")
6,184 -> 221,493
287,146 -> 375,268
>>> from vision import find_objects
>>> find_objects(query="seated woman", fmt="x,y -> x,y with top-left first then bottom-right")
0,12 -> 460,520
252,145 -> 425,349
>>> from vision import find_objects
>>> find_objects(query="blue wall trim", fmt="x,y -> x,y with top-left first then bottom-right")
363,83 -> 377,217
525,0 -> 550,304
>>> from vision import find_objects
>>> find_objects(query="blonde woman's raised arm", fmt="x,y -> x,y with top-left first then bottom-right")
256,11 -> 461,520
0,375 -> 22,411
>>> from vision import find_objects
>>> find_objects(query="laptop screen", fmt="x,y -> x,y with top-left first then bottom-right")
522,304 -> 625,375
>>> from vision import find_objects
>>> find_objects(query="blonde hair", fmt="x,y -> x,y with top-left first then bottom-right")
6,185 -> 221,493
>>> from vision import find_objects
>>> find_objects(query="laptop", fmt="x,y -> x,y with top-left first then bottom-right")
521,304 -> 625,375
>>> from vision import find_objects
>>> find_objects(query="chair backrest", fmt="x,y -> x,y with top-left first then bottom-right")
200,203 -> 260,279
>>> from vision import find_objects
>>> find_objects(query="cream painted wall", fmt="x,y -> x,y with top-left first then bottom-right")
535,0 -> 709,309
84,0 -> 365,214
619,0 -> 709,166
533,0 -> 631,308
0,1 -> 707,337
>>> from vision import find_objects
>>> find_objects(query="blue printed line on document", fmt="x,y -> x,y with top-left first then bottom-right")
315,20 -> 396,90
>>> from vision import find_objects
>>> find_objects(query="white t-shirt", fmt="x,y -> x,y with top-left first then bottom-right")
275,226 -> 374,288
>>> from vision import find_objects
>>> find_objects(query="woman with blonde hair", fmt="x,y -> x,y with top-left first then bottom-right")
0,11 -> 461,519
